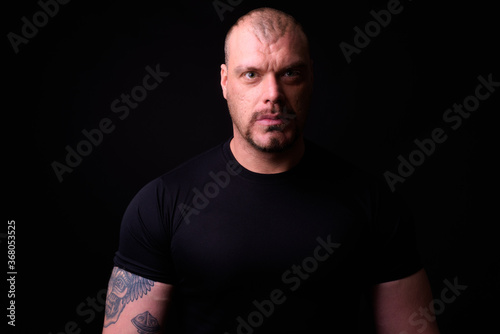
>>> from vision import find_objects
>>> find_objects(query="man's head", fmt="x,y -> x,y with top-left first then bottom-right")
220,7 -> 313,153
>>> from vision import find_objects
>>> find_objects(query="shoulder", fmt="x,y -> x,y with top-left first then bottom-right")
136,141 -> 229,195
159,141 -> 230,187
121,140 -> 230,232
124,140 -> 230,216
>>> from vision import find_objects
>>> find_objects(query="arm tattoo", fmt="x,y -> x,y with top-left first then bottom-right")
131,311 -> 161,333
103,267 -> 155,327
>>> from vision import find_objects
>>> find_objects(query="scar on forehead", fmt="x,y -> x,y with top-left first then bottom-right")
224,8 -> 307,64
248,13 -> 291,44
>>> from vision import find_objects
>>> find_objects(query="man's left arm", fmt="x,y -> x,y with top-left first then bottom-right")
371,268 -> 440,334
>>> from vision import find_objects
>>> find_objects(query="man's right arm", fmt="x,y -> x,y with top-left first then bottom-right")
102,267 -> 174,334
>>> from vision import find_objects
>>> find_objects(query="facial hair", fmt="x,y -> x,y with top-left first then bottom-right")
244,105 -> 300,153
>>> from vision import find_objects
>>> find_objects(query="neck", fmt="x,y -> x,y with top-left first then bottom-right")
229,135 -> 305,174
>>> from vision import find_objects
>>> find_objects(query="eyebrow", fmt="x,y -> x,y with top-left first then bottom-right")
233,61 -> 308,74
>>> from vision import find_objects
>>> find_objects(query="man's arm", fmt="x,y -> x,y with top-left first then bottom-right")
371,268 -> 440,334
102,267 -> 174,334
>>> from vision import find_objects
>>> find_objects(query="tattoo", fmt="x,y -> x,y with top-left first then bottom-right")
103,267 -> 155,327
131,311 -> 161,333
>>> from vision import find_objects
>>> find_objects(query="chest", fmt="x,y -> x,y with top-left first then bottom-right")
170,180 -> 370,292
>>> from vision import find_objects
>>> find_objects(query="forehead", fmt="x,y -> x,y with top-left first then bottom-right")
227,24 -> 309,68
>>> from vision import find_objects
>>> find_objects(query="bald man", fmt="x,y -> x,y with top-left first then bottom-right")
103,8 -> 440,334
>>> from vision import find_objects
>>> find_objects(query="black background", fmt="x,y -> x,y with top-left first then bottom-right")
4,0 -> 499,333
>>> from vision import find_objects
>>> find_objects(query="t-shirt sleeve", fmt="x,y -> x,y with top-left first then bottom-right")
113,178 -> 177,284
368,180 -> 423,284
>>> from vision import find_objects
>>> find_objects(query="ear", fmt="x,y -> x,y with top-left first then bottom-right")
220,63 -> 228,100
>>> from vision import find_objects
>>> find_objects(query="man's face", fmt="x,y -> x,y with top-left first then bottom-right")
221,25 -> 313,153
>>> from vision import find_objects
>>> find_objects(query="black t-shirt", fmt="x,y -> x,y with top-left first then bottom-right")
114,138 -> 422,333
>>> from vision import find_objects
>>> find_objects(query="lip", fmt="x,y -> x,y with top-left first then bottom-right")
256,117 -> 285,126
255,113 -> 293,126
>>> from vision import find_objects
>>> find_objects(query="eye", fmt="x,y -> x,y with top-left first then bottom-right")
283,69 -> 300,77
244,71 -> 258,80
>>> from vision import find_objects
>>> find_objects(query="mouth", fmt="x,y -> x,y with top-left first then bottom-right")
255,107 -> 296,127
256,116 -> 286,126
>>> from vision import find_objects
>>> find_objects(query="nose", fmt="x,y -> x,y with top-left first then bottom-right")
261,74 -> 284,106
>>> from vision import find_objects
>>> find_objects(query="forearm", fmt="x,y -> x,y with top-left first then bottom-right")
102,267 -> 173,334
372,269 -> 441,334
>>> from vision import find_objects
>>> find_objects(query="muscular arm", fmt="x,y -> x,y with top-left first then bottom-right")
102,267 -> 174,334
372,268 -> 440,334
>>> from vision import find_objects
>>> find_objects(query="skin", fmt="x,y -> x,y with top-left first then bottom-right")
103,8 -> 441,334
220,18 -> 313,174
220,15 -> 440,333
373,268 -> 441,333
102,267 -> 173,334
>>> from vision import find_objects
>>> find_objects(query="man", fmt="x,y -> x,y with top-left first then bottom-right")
103,7 -> 440,334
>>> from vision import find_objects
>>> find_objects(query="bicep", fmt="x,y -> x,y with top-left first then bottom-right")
371,268 -> 440,334
102,267 -> 174,334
